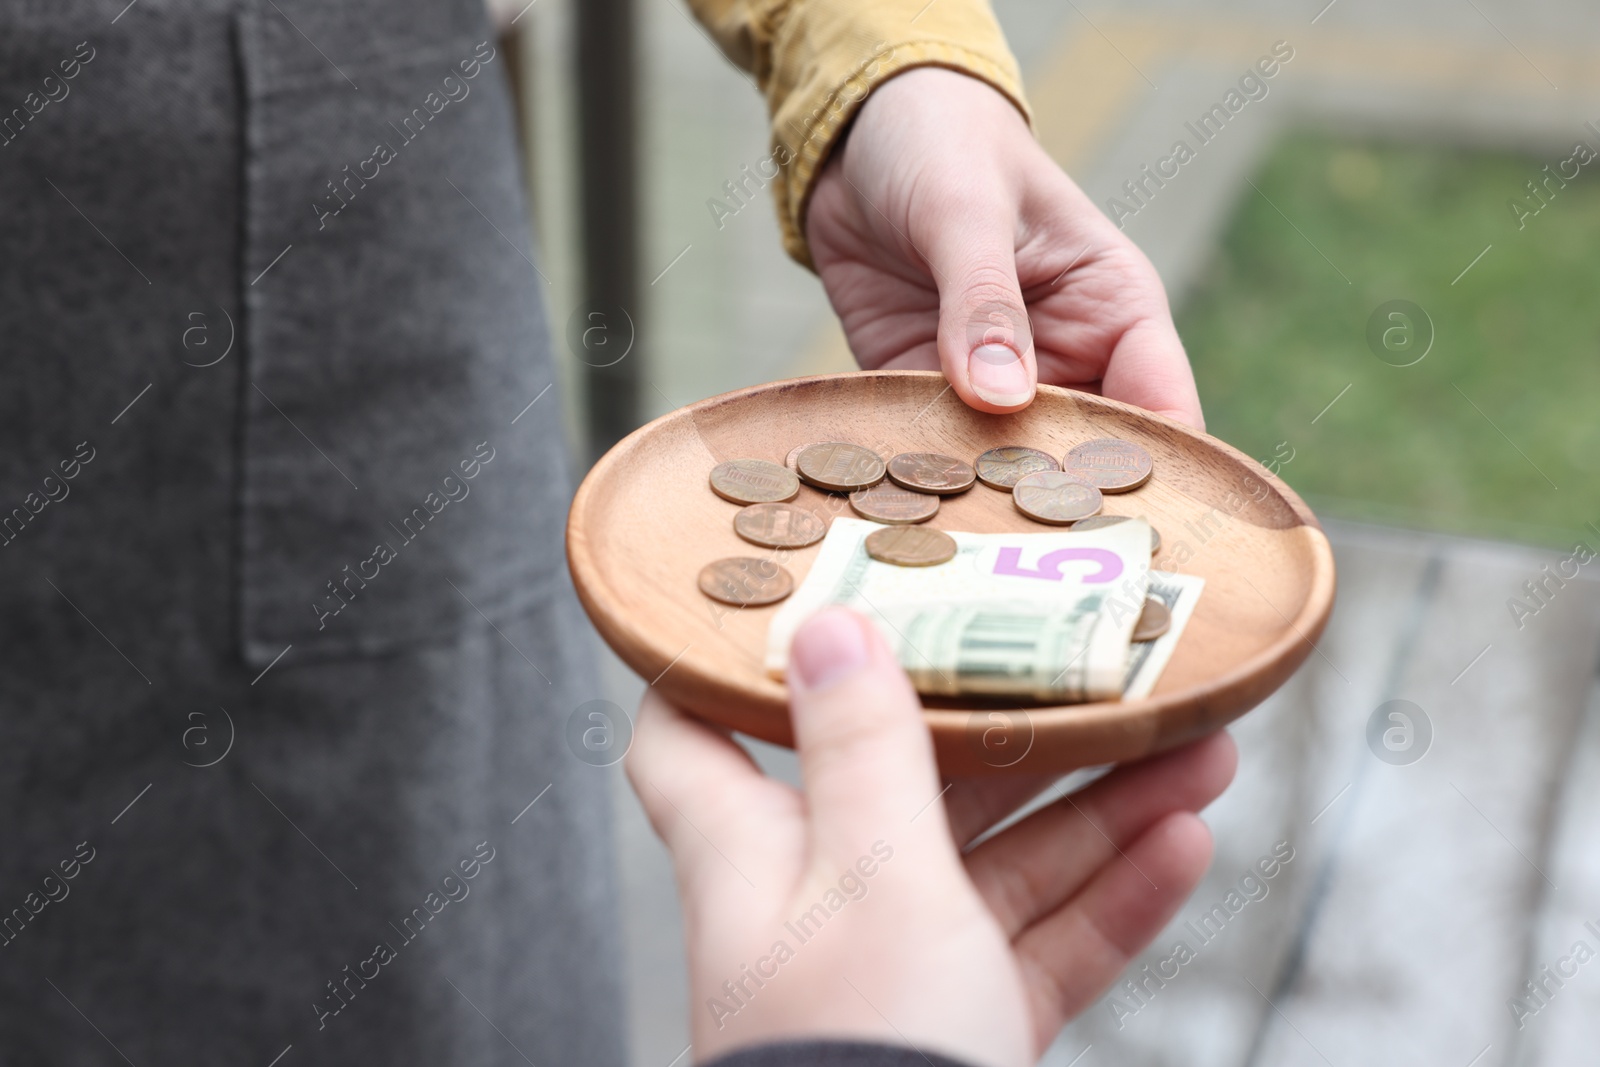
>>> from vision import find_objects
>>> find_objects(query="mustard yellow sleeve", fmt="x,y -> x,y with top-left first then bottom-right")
685,0 -> 1032,269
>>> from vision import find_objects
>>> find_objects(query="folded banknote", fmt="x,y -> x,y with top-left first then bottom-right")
766,518 -> 1201,703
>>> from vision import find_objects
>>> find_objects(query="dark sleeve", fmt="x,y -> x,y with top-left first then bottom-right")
702,1039 -> 983,1067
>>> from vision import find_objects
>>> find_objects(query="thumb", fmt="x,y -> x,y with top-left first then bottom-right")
786,607 -> 949,851
925,208 -> 1037,412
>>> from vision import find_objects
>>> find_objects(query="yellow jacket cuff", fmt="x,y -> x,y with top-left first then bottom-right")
689,0 -> 1032,269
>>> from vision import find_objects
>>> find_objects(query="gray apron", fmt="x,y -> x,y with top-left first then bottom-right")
0,2 -> 624,1063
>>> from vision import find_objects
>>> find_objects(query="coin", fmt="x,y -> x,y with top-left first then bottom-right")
784,443 -> 819,470
849,483 -> 940,524
733,503 -> 826,549
887,452 -> 976,495
865,526 -> 957,567
1133,596 -> 1171,641
975,446 -> 1059,489
1062,438 -> 1153,493
1012,471 -> 1102,525
697,557 -> 795,606
1070,513 -> 1162,553
796,442 -> 887,492
709,458 -> 799,505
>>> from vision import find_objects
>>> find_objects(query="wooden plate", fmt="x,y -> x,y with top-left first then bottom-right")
567,371 -> 1335,775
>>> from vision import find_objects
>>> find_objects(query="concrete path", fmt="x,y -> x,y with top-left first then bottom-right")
1044,520 -> 1600,1067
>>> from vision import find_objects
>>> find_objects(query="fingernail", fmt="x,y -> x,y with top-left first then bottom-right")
968,344 -> 1033,407
790,607 -> 871,691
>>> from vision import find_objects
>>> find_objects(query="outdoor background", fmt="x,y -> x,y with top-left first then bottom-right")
503,1 -> 1600,1064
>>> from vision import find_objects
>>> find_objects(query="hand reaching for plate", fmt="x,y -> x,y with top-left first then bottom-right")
627,606 -> 1236,1066
807,67 -> 1204,430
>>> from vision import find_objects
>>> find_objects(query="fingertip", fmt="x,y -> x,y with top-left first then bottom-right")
1099,319 -> 1204,431
623,693 -> 678,838
1188,730 -> 1239,804
789,605 -> 877,693
1106,730 -> 1237,815
924,214 -> 1036,414
1157,404 -> 1206,433
965,342 -> 1036,410
785,608 -> 942,830
622,690 -> 671,783
1118,390 -> 1203,434
1147,810 -> 1214,888
624,691 -> 764,828
787,606 -> 923,741
938,343 -> 1037,415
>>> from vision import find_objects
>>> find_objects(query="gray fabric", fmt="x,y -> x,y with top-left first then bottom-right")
0,1 -> 624,1063
235,0 -> 570,664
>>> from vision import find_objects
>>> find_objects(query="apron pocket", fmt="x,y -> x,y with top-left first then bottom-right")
236,1 -> 568,666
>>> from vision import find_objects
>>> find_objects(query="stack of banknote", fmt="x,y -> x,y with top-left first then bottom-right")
764,518 -> 1203,703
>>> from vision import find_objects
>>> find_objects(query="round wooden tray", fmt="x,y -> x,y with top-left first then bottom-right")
567,371 -> 1335,775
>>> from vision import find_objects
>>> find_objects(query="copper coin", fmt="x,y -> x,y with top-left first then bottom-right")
1062,438 -> 1154,493
865,526 -> 957,567
796,442 -> 887,492
1070,514 -> 1162,553
709,459 -> 800,505
1133,596 -> 1171,642
975,446 -> 1059,489
849,483 -> 940,525
697,557 -> 795,606
733,503 -> 827,549
886,452 -> 976,495
784,442 -> 820,470
1012,471 -> 1103,525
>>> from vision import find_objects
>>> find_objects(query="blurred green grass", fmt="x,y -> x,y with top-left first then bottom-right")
1175,130 -> 1600,548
